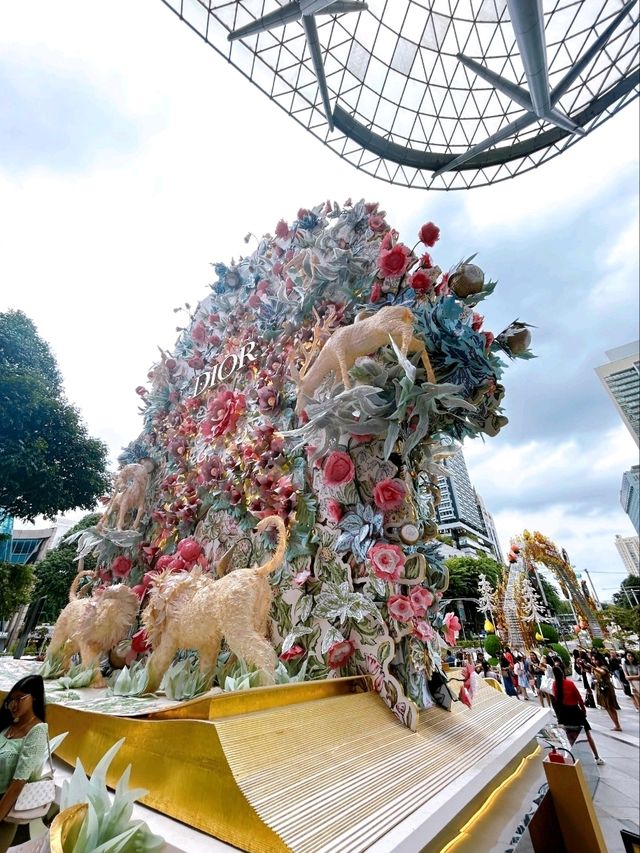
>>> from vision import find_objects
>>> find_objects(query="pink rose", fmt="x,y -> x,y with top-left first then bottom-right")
326,499 -> 343,524
111,556 -> 132,578
420,252 -> 433,269
155,555 -> 173,572
327,639 -> 355,669
409,587 -> 434,617
368,214 -> 387,232
443,611 -> 462,645
280,645 -> 305,662
368,542 -> 405,582
191,321 -> 206,344
379,243 -> 411,278
459,685 -> 472,709
387,594 -> 414,623
323,451 -> 355,487
292,569 -> 311,587
373,478 -> 407,511
370,281 -> 382,303
413,620 -> 434,642
418,221 -> 440,247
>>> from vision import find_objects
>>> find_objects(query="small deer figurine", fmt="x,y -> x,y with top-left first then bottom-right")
291,306 -> 435,411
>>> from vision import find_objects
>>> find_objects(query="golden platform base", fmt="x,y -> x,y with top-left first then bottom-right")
3,676 -> 549,852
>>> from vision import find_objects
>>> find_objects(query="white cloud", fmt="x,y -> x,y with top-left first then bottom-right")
464,425 -> 638,599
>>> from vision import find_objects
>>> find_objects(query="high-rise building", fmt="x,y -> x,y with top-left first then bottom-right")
595,341 -> 639,446
615,534 -> 639,576
476,492 -> 504,564
435,450 -> 502,563
621,465 -> 640,535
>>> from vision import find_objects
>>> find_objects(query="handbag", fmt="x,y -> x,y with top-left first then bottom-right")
5,734 -> 56,824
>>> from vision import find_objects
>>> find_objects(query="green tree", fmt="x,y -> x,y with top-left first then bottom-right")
31,514 -> 100,622
601,603 -> 640,634
445,554 -> 503,599
0,562 -> 34,619
444,554 -> 504,628
613,575 -> 640,609
0,311 -> 110,520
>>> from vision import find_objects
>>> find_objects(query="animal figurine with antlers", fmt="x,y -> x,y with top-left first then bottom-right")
291,305 -> 435,411
98,458 -> 155,531
44,570 -> 140,687
142,515 -> 287,692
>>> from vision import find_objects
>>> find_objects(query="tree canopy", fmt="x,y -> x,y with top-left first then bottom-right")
613,574 -> 640,609
0,311 -> 110,520
444,554 -> 504,602
31,513 -> 100,622
0,562 -> 34,620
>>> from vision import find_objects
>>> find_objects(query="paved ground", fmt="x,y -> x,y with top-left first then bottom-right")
577,679 -> 640,852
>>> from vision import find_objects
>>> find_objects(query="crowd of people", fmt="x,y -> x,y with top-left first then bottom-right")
445,643 -> 639,767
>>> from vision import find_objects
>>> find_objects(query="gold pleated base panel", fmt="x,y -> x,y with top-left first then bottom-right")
3,675 -> 550,852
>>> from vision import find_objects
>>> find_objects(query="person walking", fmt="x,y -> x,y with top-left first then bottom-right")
551,665 -> 604,765
590,652 -> 622,731
622,651 -> 640,712
500,651 -> 519,698
0,675 -> 50,853
514,655 -> 530,700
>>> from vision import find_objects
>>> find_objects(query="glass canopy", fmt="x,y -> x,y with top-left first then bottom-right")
160,0 -> 639,189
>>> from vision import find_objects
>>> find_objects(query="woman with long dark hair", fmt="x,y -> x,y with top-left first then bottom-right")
0,675 -> 49,852
551,665 -> 603,765
590,652 -> 622,731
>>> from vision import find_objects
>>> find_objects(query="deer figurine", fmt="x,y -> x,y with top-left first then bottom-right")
291,306 -> 435,411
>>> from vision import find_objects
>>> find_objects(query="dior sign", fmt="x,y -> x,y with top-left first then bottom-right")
192,341 -> 258,396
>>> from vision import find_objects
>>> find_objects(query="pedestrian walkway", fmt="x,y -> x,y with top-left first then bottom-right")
574,675 -> 639,851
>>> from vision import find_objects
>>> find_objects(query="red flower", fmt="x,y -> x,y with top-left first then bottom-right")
370,281 -> 382,303
410,270 -> 433,294
247,292 -> 262,309
177,538 -> 202,563
326,499 -> 343,524
275,219 -> 289,239
323,451 -> 355,487
483,331 -> 495,351
387,594 -> 414,623
380,229 -> 397,251
155,555 -> 173,572
420,252 -> 433,269
368,542 -> 405,582
327,639 -> 355,669
419,221 -> 440,247
280,645 -> 305,662
131,629 -> 150,655
379,243 -> 411,278
111,556 -> 133,578
435,272 -> 450,297
373,478 -> 407,511
471,312 -> 484,332
131,583 -> 147,600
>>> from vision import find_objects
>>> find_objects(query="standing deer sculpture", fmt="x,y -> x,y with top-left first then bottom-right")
291,306 -> 435,411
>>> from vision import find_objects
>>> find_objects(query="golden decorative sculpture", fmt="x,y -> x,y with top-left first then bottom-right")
143,516 -> 287,692
292,306 -> 435,410
97,458 -> 155,531
46,571 -> 141,686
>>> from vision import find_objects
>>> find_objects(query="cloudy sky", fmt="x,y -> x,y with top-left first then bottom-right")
1,1 -> 638,600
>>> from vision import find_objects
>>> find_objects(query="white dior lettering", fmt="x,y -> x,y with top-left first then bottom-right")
192,341 -> 258,397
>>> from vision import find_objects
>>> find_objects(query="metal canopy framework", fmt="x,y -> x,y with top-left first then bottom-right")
160,0 -> 640,190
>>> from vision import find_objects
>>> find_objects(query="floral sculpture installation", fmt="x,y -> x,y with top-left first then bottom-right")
75,200 -> 533,730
